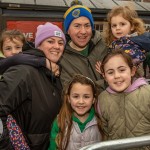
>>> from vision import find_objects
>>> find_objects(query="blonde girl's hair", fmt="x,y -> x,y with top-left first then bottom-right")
0,29 -> 25,52
56,74 -> 104,150
103,5 -> 146,46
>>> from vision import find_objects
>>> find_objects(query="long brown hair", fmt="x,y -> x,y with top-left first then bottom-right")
56,74 -> 103,150
103,5 -> 145,46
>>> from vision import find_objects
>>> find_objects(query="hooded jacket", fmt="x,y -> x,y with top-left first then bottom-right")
98,78 -> 150,149
0,49 -> 62,150
60,30 -> 108,92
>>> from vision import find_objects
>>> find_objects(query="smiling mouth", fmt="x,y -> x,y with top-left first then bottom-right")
78,36 -> 87,39
50,51 -> 59,55
116,33 -> 122,36
77,106 -> 85,109
114,81 -> 123,85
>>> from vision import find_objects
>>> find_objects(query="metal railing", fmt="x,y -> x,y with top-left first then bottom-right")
80,135 -> 150,150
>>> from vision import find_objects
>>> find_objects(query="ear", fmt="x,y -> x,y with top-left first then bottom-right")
131,25 -> 134,32
37,45 -> 42,51
93,98 -> 95,104
67,30 -> 70,35
131,66 -> 137,77
102,73 -> 108,82
67,95 -> 71,103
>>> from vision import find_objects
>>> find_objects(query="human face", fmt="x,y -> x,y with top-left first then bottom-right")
103,55 -> 135,92
2,38 -> 23,57
68,83 -> 94,123
68,16 -> 92,49
111,15 -> 134,39
38,37 -> 64,63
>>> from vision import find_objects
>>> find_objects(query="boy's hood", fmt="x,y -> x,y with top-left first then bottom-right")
130,32 -> 150,52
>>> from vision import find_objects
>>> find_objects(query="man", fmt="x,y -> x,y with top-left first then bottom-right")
60,5 -> 108,92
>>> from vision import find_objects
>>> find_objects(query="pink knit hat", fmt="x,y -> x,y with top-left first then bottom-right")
35,22 -> 66,48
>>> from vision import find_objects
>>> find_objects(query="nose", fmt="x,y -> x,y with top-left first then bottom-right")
12,48 -> 18,55
116,25 -> 120,30
114,71 -> 120,78
80,26 -> 86,34
54,42 -> 60,49
78,97 -> 84,104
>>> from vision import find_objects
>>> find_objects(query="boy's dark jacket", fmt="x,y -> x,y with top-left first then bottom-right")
130,32 -> 150,52
0,48 -> 62,150
0,45 -> 46,74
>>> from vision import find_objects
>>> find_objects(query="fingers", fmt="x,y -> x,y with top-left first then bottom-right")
51,62 -> 59,73
54,70 -> 60,77
95,61 -> 102,74
46,59 -> 60,76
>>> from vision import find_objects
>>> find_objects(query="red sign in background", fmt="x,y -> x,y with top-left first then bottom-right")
7,21 -> 63,41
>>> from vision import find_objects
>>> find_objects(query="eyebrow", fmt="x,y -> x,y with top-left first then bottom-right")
105,66 -> 126,72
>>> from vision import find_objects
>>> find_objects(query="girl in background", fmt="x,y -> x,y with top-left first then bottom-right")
98,50 -> 150,149
49,74 -> 103,150
96,5 -> 150,77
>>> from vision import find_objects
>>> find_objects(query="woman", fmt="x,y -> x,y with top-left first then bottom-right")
0,22 -> 66,150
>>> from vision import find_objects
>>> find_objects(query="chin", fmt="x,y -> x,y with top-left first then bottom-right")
115,88 -> 126,92
52,59 -> 59,63
79,45 -> 87,49
77,42 -> 87,47
48,57 -> 59,63
111,86 -> 126,92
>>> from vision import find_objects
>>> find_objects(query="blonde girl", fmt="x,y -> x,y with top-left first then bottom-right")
49,74 -> 103,150
104,5 -> 145,46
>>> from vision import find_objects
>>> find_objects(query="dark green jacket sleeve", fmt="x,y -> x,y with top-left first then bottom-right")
48,119 -> 59,150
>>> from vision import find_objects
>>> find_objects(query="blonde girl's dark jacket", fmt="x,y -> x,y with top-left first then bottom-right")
60,30 -> 108,92
98,78 -> 150,149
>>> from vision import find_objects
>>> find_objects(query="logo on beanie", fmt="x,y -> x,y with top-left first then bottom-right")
72,9 -> 80,18
54,31 -> 62,37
